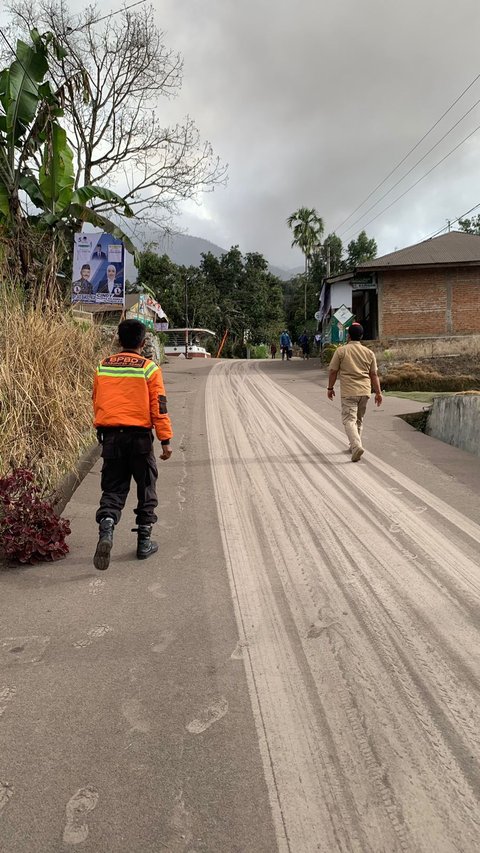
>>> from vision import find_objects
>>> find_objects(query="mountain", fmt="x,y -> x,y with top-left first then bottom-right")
125,232 -> 301,282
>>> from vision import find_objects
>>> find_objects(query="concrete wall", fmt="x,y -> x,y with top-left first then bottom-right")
426,394 -> 480,457
379,266 -> 480,338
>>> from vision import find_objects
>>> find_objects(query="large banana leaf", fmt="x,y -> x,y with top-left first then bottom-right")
0,31 -> 138,265
18,170 -> 45,210
1,38 -> 49,150
71,185 -> 134,218
39,124 -> 74,213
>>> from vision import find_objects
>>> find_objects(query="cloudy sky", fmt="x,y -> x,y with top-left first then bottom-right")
154,0 -> 480,269
2,0 -> 480,269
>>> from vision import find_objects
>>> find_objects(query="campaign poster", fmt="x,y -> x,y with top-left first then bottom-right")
71,233 -> 125,305
129,294 -> 169,331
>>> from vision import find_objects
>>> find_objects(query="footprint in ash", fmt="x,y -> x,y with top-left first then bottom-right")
73,625 -> 113,649
0,782 -> 13,813
186,697 -> 228,734
230,641 -> 248,660
147,582 -> 167,600
151,631 -> 175,654
88,578 -> 106,596
0,685 -> 16,718
62,786 -> 99,845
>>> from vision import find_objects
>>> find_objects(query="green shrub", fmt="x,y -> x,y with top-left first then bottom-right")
382,349 -> 395,363
250,344 -> 268,359
321,344 -> 338,364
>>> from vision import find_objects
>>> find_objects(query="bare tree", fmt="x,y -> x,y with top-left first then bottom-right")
5,0 -> 227,230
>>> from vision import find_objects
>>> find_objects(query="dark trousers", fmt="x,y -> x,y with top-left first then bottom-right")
96,429 -> 158,526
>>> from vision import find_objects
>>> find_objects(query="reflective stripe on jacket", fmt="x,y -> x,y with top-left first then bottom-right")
93,352 -> 173,442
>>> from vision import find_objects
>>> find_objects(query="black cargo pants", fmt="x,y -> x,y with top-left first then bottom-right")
96,428 -> 158,526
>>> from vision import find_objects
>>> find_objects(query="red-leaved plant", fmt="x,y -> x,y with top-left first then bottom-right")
0,468 -> 71,564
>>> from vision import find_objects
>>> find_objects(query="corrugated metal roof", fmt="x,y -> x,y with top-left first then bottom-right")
325,271 -> 354,283
358,231 -> 480,269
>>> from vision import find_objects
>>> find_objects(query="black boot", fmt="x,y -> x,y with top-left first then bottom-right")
132,525 -> 158,560
93,517 -> 115,571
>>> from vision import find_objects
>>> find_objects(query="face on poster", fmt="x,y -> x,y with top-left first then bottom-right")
71,233 -> 125,304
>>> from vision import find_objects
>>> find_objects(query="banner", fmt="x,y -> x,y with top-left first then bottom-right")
71,233 -> 125,305
140,294 -> 167,321
129,293 -> 169,331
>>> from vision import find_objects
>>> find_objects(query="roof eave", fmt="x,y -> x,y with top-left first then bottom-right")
357,259 -> 480,272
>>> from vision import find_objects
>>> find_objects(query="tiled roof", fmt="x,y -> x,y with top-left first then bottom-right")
358,231 -> 480,269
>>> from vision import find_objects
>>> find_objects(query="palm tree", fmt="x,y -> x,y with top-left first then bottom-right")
287,207 -> 324,320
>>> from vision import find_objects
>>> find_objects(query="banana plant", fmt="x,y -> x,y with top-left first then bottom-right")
0,30 -> 137,260
25,122 -> 136,255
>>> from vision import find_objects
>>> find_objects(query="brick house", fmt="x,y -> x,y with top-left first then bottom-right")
320,231 -> 480,340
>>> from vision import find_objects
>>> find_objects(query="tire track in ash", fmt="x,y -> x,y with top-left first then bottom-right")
206,360 -> 480,853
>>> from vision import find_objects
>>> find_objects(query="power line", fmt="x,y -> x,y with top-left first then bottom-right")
66,0 -> 147,35
339,91 -> 480,239
424,202 -> 480,240
0,0 -> 148,113
0,28 -> 40,93
334,69 -> 480,233
0,0 -> 147,75
341,117 -> 480,242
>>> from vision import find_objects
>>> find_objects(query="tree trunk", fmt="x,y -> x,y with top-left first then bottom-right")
304,255 -> 309,321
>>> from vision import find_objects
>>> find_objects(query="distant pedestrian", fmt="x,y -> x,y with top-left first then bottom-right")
270,342 -> 277,359
298,330 -> 310,360
327,322 -> 382,462
92,319 -> 173,570
280,330 -> 292,360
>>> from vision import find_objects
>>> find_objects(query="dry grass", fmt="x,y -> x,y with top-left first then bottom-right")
0,287 -> 107,493
381,362 -> 476,392
377,335 -> 480,364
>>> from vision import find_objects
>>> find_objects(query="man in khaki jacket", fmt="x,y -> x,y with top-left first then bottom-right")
327,322 -> 382,462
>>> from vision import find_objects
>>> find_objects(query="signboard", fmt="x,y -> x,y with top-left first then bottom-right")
352,279 -> 377,291
140,294 -> 167,321
128,293 -> 169,331
333,304 -> 354,326
71,233 -> 125,306
314,310 -> 322,320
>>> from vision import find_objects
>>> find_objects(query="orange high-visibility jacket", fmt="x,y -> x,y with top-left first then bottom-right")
93,352 -> 173,442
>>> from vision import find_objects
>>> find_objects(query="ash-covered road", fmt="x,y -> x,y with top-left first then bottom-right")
1,356 -> 480,852
206,359 -> 480,853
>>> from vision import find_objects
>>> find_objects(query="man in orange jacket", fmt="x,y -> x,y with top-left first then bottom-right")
92,319 -> 173,570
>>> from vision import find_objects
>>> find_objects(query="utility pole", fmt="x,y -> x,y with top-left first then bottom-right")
326,244 -> 331,277
184,272 -> 189,358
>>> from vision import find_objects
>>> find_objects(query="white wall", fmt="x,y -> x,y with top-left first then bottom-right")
330,283 -> 352,312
